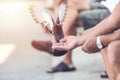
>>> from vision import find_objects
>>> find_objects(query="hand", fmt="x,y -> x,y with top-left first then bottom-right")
81,37 -> 100,53
52,36 -> 80,51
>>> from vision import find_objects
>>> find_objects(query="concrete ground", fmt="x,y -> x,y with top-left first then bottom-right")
0,1 -> 109,80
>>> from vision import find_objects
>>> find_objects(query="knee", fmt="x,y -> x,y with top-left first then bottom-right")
107,41 -> 120,66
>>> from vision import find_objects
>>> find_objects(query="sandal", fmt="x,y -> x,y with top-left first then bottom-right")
100,71 -> 109,78
47,62 -> 76,73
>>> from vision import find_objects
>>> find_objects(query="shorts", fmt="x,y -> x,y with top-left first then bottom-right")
79,2 -> 110,30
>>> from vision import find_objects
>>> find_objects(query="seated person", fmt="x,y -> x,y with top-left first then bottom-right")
52,2 -> 120,80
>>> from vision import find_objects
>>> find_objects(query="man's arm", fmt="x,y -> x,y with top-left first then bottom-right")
82,2 -> 120,37
81,29 -> 120,53
80,2 -> 120,53
77,2 -> 120,45
101,29 -> 120,47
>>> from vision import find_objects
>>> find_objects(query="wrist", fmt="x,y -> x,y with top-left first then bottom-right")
96,36 -> 104,50
77,36 -> 85,46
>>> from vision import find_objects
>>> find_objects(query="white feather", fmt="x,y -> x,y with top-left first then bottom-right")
58,2 -> 67,25
31,5 -> 54,31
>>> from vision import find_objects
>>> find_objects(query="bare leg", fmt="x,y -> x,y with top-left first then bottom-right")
107,41 -> 120,80
61,0 -> 89,68
101,48 -> 116,80
47,0 -> 82,72
101,40 -> 120,80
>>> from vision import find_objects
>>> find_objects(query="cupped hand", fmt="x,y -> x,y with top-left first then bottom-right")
52,36 -> 80,51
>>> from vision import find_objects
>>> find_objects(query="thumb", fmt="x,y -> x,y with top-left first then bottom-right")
81,44 -> 87,52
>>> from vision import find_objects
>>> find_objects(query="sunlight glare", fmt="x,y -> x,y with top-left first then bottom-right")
0,2 -> 26,11
0,44 -> 16,64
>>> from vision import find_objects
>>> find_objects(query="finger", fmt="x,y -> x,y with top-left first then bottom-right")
52,43 -> 68,50
59,38 -> 67,43
82,45 -> 96,54
81,45 -> 88,52
52,43 -> 65,48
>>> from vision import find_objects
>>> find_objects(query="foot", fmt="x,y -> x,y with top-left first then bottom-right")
31,40 -> 67,56
31,40 -> 53,55
47,62 -> 76,73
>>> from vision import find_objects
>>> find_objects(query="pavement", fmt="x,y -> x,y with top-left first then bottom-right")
0,1 -> 109,80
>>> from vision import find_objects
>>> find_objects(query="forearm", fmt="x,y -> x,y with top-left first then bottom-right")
77,2 -> 120,46
100,29 -> 120,47
82,2 -> 120,38
65,2 -> 120,48
76,17 -> 118,46
82,16 -> 119,38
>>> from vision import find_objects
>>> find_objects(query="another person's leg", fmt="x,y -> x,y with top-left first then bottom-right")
46,0 -> 81,73
47,0 -> 91,73
101,40 -> 120,80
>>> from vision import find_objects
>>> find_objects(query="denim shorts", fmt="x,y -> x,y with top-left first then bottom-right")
79,2 -> 110,30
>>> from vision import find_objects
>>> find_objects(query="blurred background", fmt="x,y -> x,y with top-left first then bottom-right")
0,0 -> 108,80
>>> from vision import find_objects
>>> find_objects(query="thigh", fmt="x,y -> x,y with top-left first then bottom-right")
108,40 -> 120,56
79,9 -> 110,30
107,40 -> 120,66
107,40 -> 120,74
